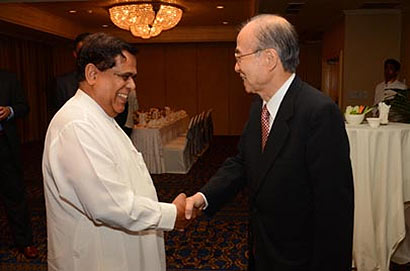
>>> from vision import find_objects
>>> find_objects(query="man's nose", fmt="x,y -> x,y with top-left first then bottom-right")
127,77 -> 136,89
234,62 -> 240,73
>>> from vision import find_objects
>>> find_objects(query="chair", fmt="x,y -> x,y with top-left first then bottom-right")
204,108 -> 214,147
197,111 -> 207,155
190,114 -> 200,156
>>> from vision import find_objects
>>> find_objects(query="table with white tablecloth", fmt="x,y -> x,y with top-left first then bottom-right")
131,115 -> 189,174
346,122 -> 410,271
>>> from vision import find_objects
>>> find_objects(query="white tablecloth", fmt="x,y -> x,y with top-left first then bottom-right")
131,116 -> 189,174
346,122 -> 410,271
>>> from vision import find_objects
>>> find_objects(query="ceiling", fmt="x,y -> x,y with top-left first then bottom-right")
0,0 -> 408,44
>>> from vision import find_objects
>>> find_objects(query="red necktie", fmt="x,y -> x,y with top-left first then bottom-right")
261,104 -> 270,151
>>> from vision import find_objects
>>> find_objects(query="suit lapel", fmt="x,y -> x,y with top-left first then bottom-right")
253,76 -> 301,195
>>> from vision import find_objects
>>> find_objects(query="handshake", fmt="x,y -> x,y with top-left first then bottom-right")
172,192 -> 205,231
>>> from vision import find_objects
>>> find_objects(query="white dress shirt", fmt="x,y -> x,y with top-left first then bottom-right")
263,73 -> 295,131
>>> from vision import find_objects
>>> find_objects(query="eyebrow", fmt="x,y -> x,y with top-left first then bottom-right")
122,72 -> 136,76
116,71 -> 137,77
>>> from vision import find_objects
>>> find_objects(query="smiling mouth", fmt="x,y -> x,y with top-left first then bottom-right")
117,93 -> 128,99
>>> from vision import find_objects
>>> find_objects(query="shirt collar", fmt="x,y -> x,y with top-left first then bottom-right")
76,89 -> 115,121
263,73 -> 295,122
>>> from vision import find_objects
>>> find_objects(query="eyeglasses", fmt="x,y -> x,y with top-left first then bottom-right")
113,72 -> 137,82
234,49 -> 265,64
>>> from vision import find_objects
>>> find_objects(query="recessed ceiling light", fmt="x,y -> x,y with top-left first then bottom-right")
216,5 -> 224,9
87,10 -> 93,14
68,10 -> 77,14
222,21 -> 229,25
102,24 -> 109,28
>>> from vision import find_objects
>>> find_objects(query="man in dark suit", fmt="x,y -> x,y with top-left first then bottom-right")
54,32 -> 90,110
0,70 -> 38,259
185,14 -> 354,271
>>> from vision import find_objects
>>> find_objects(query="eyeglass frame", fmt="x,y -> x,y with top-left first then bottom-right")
234,48 -> 266,64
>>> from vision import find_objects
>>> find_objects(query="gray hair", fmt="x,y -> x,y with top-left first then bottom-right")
242,14 -> 300,73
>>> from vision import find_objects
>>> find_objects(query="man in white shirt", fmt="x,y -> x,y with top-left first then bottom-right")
42,33 -> 188,271
374,58 -> 407,105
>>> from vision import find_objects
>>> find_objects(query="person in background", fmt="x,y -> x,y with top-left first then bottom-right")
54,32 -> 91,110
42,33 -> 188,271
0,70 -> 38,259
374,58 -> 407,105
124,89 -> 139,136
185,14 -> 354,271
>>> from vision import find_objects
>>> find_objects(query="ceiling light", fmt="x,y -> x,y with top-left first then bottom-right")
222,21 -> 228,25
216,5 -> 224,9
102,24 -> 109,28
109,1 -> 183,39
68,10 -> 77,14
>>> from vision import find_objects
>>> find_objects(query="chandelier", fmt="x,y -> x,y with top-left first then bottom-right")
109,1 -> 183,39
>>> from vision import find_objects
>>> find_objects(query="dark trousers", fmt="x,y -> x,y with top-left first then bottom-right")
0,134 -> 33,247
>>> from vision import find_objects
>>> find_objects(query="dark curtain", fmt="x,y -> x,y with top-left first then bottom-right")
0,33 -> 70,143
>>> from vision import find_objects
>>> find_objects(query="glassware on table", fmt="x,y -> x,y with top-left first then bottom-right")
366,117 -> 380,128
378,102 -> 390,125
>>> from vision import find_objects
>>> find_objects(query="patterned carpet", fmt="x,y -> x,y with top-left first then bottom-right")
1,136 -> 409,271
0,136 -> 249,271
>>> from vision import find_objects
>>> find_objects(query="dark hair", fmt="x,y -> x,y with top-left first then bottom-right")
244,14 -> 300,73
384,58 -> 401,71
73,32 -> 91,49
76,32 -> 138,82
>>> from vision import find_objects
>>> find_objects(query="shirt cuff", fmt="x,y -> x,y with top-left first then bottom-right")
198,192 -> 209,210
157,202 -> 177,231
7,106 -> 14,120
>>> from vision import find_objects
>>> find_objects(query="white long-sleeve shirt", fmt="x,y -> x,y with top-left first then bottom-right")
374,79 -> 407,104
42,89 -> 176,271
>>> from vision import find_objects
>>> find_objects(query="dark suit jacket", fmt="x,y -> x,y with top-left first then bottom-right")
54,71 -> 78,110
0,70 -> 29,165
201,76 -> 354,271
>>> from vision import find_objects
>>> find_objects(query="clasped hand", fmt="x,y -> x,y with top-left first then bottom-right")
172,192 -> 206,231
0,106 -> 11,121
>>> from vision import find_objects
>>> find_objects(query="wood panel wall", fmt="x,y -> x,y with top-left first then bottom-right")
298,42 -> 322,90
135,42 -> 253,135
136,42 -> 322,135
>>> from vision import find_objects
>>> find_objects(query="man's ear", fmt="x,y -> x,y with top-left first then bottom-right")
85,64 -> 98,85
265,48 -> 279,71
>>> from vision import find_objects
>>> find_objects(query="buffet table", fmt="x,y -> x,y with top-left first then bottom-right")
346,122 -> 410,271
131,115 -> 189,174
